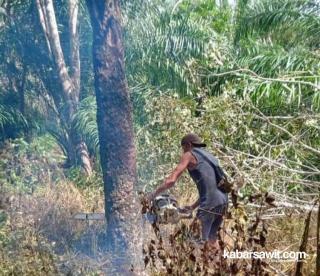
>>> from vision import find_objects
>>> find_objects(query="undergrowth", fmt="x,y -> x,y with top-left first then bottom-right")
0,111 -> 318,275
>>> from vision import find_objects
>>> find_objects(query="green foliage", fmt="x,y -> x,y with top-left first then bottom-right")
0,0 -> 318,274
72,96 -> 99,154
0,204 -> 58,275
66,166 -> 103,189
0,0 -> 50,141
124,0 -> 210,95
0,104 -> 27,134
0,136 -> 65,193
179,0 -> 233,34
234,0 -> 320,47
230,0 -> 320,110
135,90 -> 320,198
1,0 -> 317,165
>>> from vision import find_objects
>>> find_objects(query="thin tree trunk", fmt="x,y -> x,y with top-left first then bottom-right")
86,0 -> 142,273
8,62 -> 27,116
68,0 -> 80,96
35,0 -> 52,56
18,66 -> 27,116
36,0 -> 92,176
42,0 -> 76,115
316,194 -> 320,276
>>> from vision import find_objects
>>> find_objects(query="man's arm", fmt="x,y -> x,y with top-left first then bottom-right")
149,152 -> 193,199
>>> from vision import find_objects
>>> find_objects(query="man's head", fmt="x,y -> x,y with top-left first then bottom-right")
181,133 -> 206,152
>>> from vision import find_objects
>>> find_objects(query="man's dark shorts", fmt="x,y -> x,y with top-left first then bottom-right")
196,203 -> 228,241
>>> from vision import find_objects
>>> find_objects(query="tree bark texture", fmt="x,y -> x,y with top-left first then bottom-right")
86,0 -> 142,273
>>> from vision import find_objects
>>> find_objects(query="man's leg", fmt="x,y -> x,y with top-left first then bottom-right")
197,209 -> 216,242
208,204 -> 227,252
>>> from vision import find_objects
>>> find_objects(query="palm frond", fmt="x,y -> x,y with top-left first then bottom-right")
0,104 -> 14,129
234,0 -> 320,47
72,96 -> 99,152
124,1 -> 210,96
0,104 -> 28,135
236,40 -> 319,76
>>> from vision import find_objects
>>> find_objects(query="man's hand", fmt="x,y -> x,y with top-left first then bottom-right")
181,199 -> 200,213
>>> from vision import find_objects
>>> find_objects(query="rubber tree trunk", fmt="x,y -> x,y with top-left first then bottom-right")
86,0 -> 142,273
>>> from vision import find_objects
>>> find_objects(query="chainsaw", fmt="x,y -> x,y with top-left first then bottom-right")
143,194 -> 193,224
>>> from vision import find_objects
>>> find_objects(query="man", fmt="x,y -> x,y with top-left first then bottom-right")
148,133 -> 228,251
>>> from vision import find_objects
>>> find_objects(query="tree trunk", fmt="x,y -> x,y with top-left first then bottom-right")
86,0 -> 142,273
18,67 -> 27,116
8,62 -> 27,116
36,0 -> 92,176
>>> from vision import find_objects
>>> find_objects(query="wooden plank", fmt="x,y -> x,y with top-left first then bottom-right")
72,213 -> 105,220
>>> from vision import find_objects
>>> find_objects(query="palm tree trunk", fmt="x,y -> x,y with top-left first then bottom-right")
86,0 -> 142,272
36,0 -> 92,176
